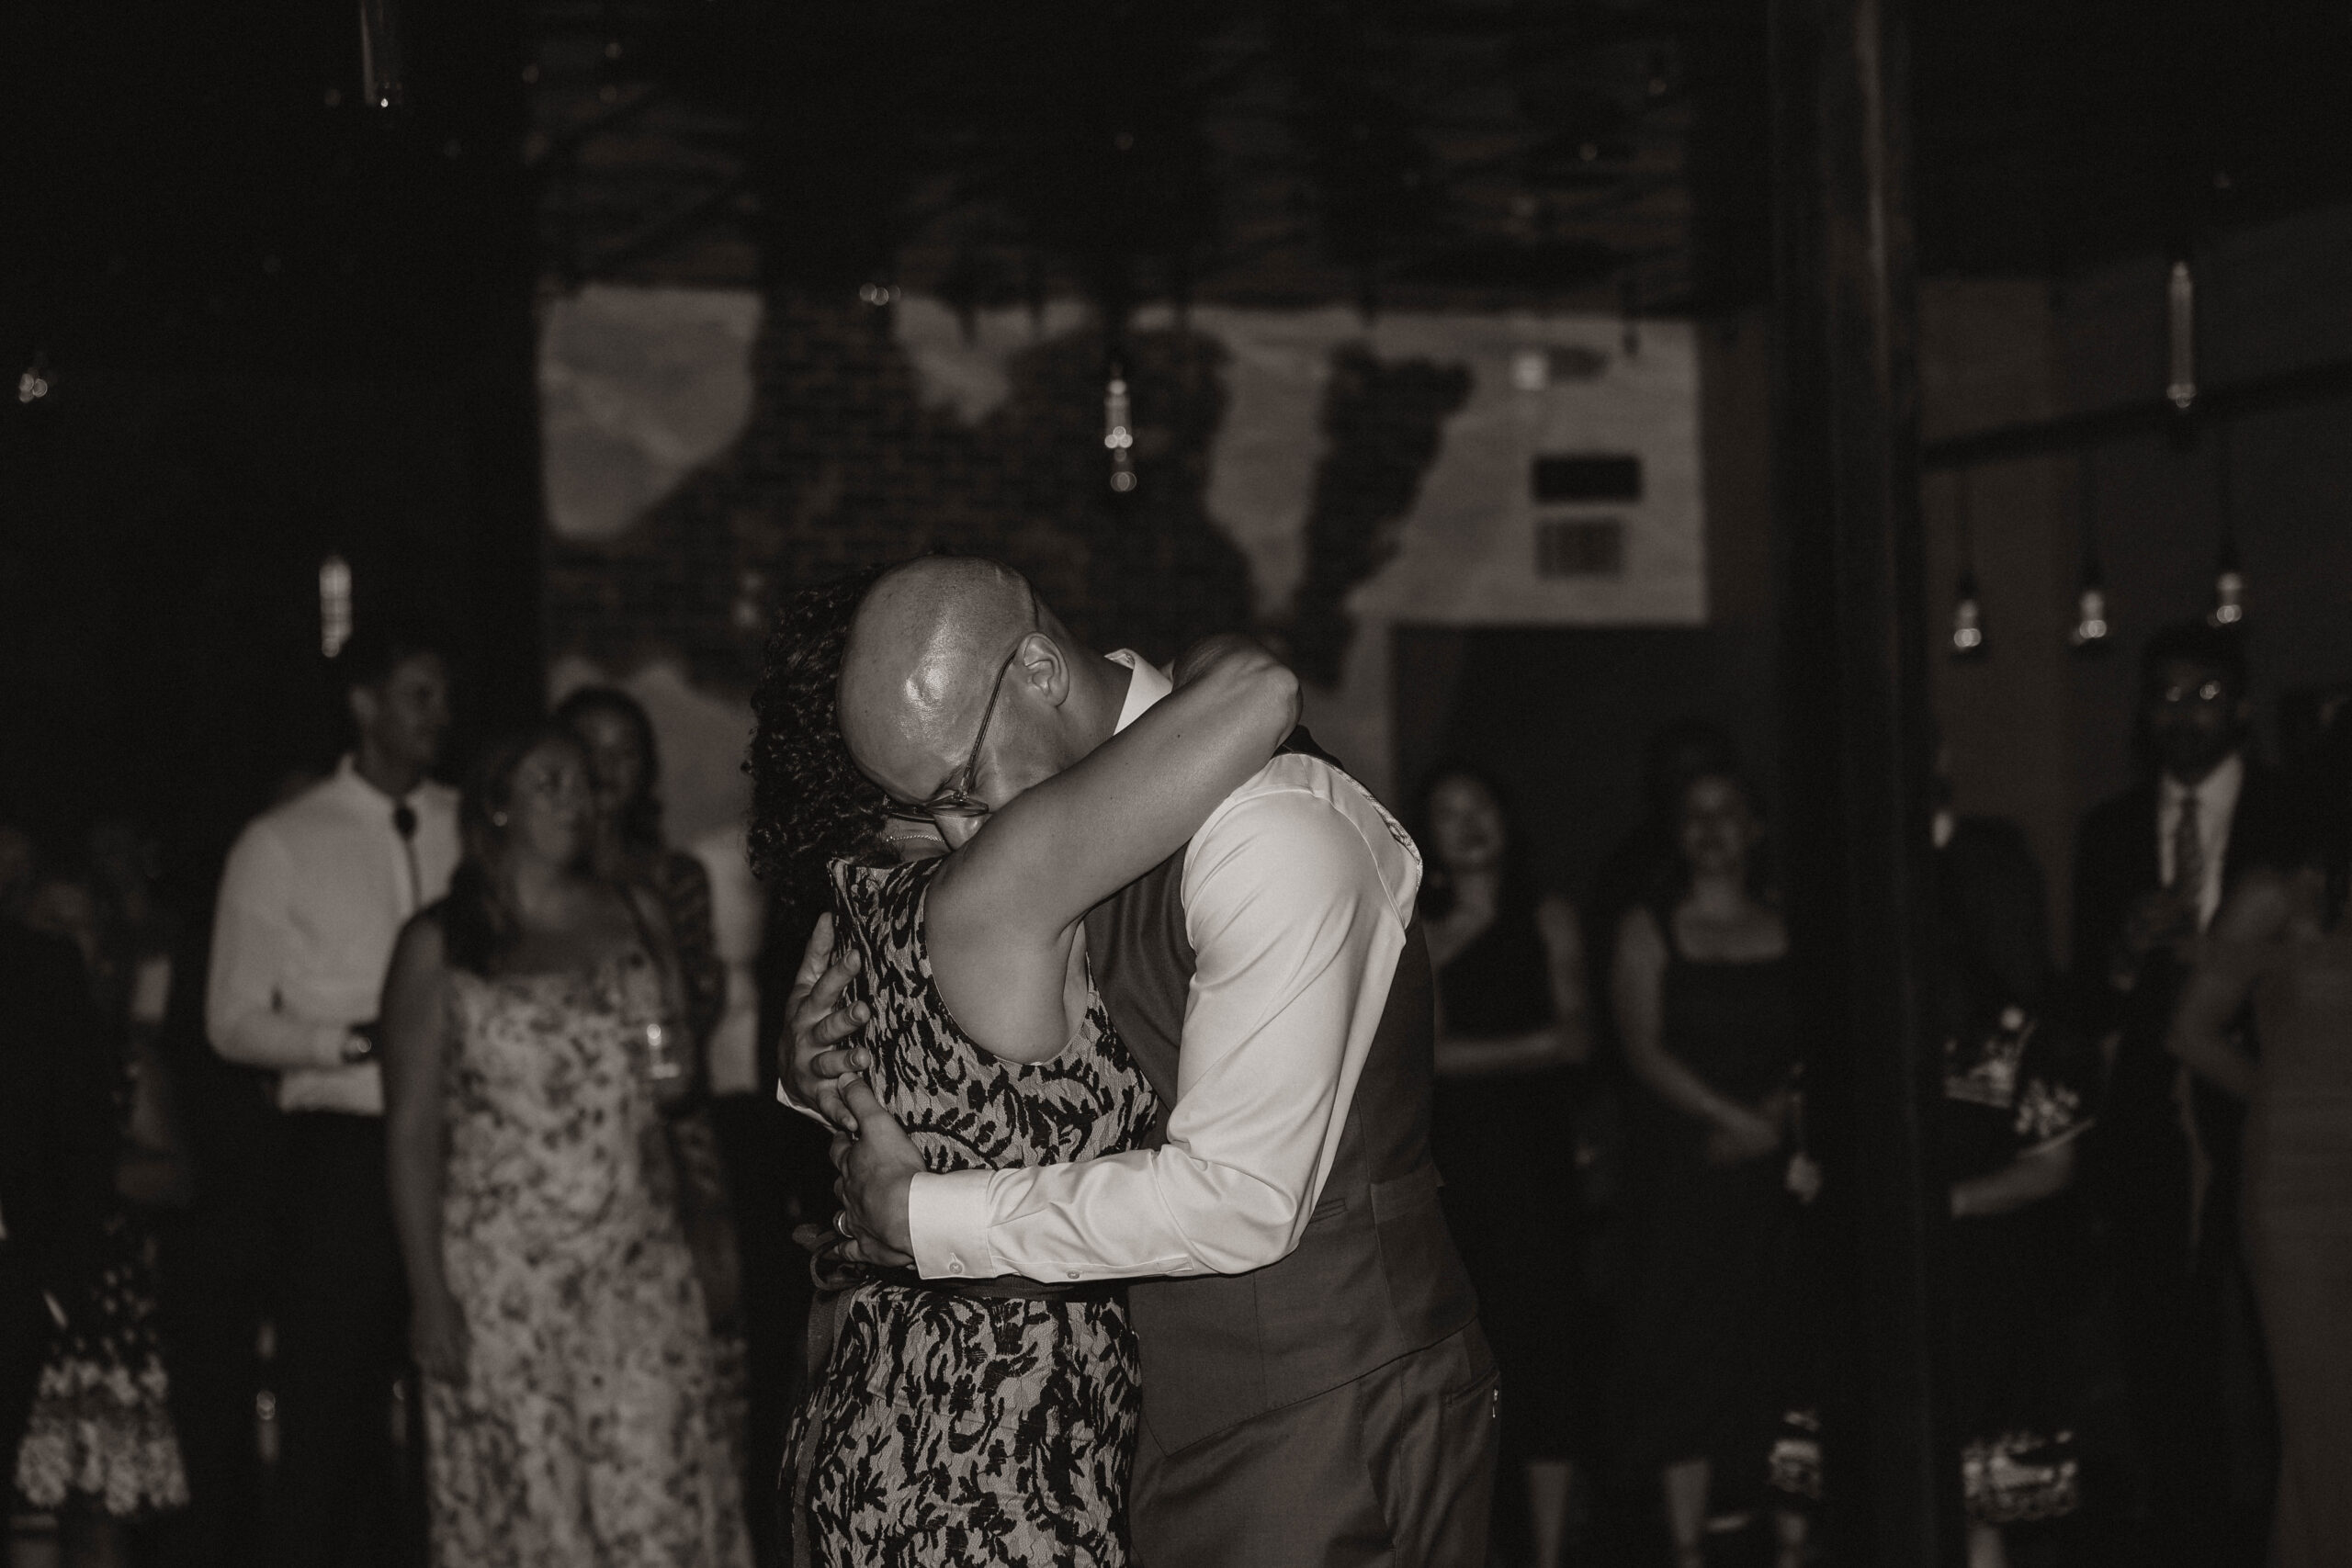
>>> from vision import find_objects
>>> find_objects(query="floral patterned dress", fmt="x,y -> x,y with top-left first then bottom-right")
11,1206 -> 188,1518
1939,1005 -> 2096,1524
784,858 -> 1159,1568
427,950 -> 750,1568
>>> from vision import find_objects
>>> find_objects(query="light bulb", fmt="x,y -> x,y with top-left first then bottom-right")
2166,259 -> 2197,412
1104,369 -> 1136,493
319,556 -> 354,659
2210,567 -> 2245,627
1950,576 -> 1986,659
2069,583 -> 2111,649
358,0 -> 405,110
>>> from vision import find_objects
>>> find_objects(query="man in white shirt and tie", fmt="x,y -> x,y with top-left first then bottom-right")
208,627 -> 458,1568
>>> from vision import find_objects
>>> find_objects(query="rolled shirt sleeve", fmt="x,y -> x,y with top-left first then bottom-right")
908,761 -> 1419,1282
206,824 -> 361,1072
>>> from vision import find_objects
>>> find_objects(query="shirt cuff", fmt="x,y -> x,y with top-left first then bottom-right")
907,1168 -> 1000,1281
774,1078 -> 837,1130
316,1022 -> 361,1069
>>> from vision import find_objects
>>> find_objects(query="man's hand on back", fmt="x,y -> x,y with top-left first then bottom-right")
786,912 -> 876,1131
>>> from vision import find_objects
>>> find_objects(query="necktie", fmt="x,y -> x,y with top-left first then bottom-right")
392,803 -> 422,914
2172,789 -> 2204,927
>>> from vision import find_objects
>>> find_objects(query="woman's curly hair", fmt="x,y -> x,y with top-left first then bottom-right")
745,565 -> 891,918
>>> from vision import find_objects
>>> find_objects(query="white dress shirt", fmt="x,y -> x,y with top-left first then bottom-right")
206,756 -> 460,1114
2157,750 -> 2245,932
905,651 -> 1422,1283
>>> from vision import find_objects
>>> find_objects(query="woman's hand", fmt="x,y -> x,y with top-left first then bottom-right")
1171,633 -> 1286,693
412,1289 -> 470,1386
1704,1103 -> 1783,1166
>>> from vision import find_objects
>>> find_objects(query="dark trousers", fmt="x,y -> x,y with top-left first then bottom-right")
709,1093 -> 818,1568
154,1062 -> 283,1568
156,1198 -> 274,1566
1131,1321 -> 1499,1568
268,1113 -> 414,1568
2110,1245 -> 2275,1568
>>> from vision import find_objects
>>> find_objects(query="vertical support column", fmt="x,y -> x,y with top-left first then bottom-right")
1768,0 -> 1961,1562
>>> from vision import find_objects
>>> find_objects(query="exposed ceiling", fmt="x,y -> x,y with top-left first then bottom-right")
525,0 -> 2352,314
6,0 -> 2348,377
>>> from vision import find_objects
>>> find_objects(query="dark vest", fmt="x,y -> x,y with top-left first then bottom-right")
1083,739 -> 1479,1454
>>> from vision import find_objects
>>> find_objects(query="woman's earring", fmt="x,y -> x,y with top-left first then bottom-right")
492,811 -> 509,828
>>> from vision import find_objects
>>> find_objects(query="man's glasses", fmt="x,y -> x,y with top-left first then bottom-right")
884,592 -> 1038,828
2153,679 -> 2230,707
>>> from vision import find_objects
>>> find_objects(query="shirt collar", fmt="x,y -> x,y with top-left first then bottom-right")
2163,750 -> 2245,814
334,753 -> 421,815
1106,649 -> 1171,735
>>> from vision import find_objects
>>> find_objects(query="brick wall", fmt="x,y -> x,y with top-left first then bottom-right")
545,291 -> 1263,694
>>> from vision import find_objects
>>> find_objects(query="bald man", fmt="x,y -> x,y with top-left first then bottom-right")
788,557 -> 1496,1568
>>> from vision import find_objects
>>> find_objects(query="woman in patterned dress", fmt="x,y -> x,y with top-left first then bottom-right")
1932,818 -> 2096,1568
554,687 -> 749,1447
749,561 -> 1301,1567
1765,816 -> 2098,1568
379,723 -> 750,1568
11,868 -> 188,1568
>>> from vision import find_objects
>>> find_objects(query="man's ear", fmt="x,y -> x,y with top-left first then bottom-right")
1023,633 -> 1074,711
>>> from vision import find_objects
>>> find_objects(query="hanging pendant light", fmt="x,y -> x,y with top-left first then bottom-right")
2069,455 -> 2112,650
16,349 -> 54,406
1951,572 -> 1987,657
2166,256 -> 2197,414
2211,549 -> 2245,627
319,555 -> 354,659
2209,425 -> 2245,627
357,0 -> 405,111
1104,363 -> 1136,493
1950,469 -> 1988,660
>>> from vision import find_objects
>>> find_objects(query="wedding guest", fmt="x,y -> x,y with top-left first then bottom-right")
379,723 -> 749,1566
12,868 -> 189,1567
554,688 -> 750,1499
2,914 -> 117,1568
1765,810 -> 2099,1568
554,687 -> 724,1041
2070,620 -> 2290,1567
1582,722 -> 1741,1246
1609,770 -> 1797,1568
2167,710 -> 2352,1568
205,626 -> 458,1568
1933,816 -> 2096,1567
1414,763 -> 1591,1568
1586,721 -> 1743,1063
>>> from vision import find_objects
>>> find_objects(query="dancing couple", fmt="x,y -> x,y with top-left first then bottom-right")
755,557 -> 1497,1566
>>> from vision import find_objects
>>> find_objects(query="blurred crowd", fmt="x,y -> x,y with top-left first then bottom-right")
3,627 -> 837,1568
3,612 -> 2346,1568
